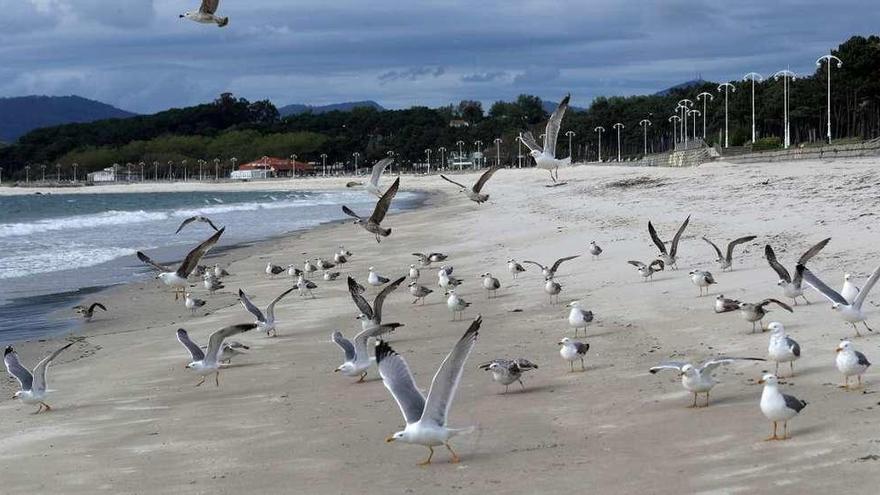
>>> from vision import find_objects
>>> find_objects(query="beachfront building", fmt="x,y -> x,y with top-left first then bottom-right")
86,167 -> 116,182
235,156 -> 313,178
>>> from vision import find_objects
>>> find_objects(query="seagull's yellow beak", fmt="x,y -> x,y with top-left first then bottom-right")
835,348 -> 841,353
757,378 -> 765,384
385,436 -> 395,443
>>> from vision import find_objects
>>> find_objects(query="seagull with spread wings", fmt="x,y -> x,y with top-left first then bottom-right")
5,342 -> 75,414
332,323 -> 401,383
176,324 -> 257,387
342,177 -> 400,243
702,235 -> 757,271
73,302 -> 107,321
365,158 -> 394,197
801,262 -> 880,337
137,228 -> 225,300
348,276 -> 406,333
519,94 -> 571,183
765,238 -> 830,305
175,215 -> 220,234
650,357 -> 765,407
522,255 -> 579,280
179,0 -> 229,27
648,216 -> 690,270
238,287 -> 295,337
439,166 -> 502,204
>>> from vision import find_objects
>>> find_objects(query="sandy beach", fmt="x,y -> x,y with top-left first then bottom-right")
2,158 -> 880,494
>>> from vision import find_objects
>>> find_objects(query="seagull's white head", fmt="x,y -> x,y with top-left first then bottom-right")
837,340 -> 853,353
369,266 -> 375,271
529,150 -> 541,158
157,272 -> 172,283
386,430 -> 407,443
758,373 -> 778,385
558,337 -> 572,346
335,362 -> 355,374
487,362 -> 502,372
680,364 -> 695,377
567,301 -> 582,308
355,313 -> 368,321
481,272 -> 492,278
831,302 -> 842,311
767,322 -> 785,335
409,264 -> 415,268
845,273 -> 852,281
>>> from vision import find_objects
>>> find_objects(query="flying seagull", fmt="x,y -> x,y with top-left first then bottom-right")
73,302 -> 106,321
439,166 -> 502,204
137,228 -> 225,300
801,262 -> 880,337
4,342 -> 75,414
176,324 -> 257,387
238,287 -> 295,337
522,255 -> 580,280
702,235 -> 757,271
765,238 -> 830,305
342,177 -> 400,243
180,0 -> 229,27
378,316 -> 481,465
519,94 -> 571,183
648,215 -> 690,270
175,215 -> 220,234
759,374 -> 807,441
478,358 -> 539,393
348,276 -> 406,332
332,323 -> 401,382
650,357 -> 764,407
365,158 -> 394,197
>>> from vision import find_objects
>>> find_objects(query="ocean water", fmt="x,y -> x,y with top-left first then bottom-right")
0,188 -> 421,342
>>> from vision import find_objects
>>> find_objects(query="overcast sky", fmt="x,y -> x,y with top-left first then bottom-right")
0,0 -> 875,114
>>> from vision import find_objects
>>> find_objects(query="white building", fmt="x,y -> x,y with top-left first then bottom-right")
230,168 -> 269,180
87,167 -> 116,182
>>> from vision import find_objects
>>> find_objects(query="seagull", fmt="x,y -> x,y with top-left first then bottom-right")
447,289 -> 470,321
266,262 -> 285,277
507,259 -> 526,279
378,317 -> 481,465
365,158 -> 393,197
841,273 -> 861,304
348,276 -> 406,331
184,293 -> 206,314
413,252 -> 448,267
323,271 -> 341,281
801,262 -> 880,336
213,264 -> 230,278
519,94 -> 571,183
368,267 -> 391,287
588,241 -> 602,260
176,325 -> 257,387
702,235 -> 757,271
737,299 -> 793,333
408,282 -> 433,305
522,255 -> 579,280
648,216 -> 690,270
836,340 -> 871,389
175,215 -> 220,234
286,264 -> 302,278
342,177 -> 400,243
203,272 -> 224,294
303,259 -> 318,274
73,302 -> 106,321
4,342 -> 75,413
439,166 -> 502,204
338,245 -> 353,258
478,358 -> 538,393
767,322 -> 800,376
544,277 -> 562,304
137,228 -> 225,300
438,269 -> 463,294
714,295 -> 740,314
296,274 -> 318,298
765,238 -> 830,305
628,259 -> 665,282
480,272 -> 501,298
689,270 -> 716,297
759,374 -> 807,441
179,0 -> 229,27
334,251 -> 349,265
238,287 -> 295,337
558,338 -> 589,372
650,357 -> 765,407
332,324 -> 401,382
209,341 -> 249,364
409,264 -> 420,280
567,301 -> 594,337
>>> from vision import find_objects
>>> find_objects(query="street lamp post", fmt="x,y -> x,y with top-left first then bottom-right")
288,155 -> 296,178
493,138 -> 502,167
594,126 -> 606,162
696,92 -> 713,140
438,147 -> 446,171
41,164 -> 46,182
612,123 -> 625,162
56,163 -> 61,182
639,119 -> 652,155
181,160 -> 187,182
126,162 -> 132,182
352,152 -> 359,175
198,159 -> 204,181
25,165 -> 30,183
515,136 -> 523,168
816,54 -> 843,144
564,130 -> 575,160
473,140 -> 483,169
72,162 -> 78,182
677,99 -> 693,147
139,161 -> 145,181
230,157 -> 237,179
320,154 -> 328,176
773,70 -> 797,148
167,161 -> 173,181
688,110 -> 701,141
152,161 -> 158,181
717,82 -> 736,148
424,149 -> 431,174
668,115 -> 680,150
742,72 -> 764,143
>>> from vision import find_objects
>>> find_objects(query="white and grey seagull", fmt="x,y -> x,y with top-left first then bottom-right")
648,215 -> 690,270
332,323 -> 401,382
137,228 -> 225,300
440,166 -> 502,204
176,324 -> 257,387
348,276 -> 406,332
478,358 -> 539,393
365,158 -> 394,197
650,356 -> 765,407
764,238 -> 830,305
702,235 -> 757,271
342,177 -> 400,243
179,0 -> 229,27
522,255 -> 580,280
628,259 -> 665,282
239,287 -> 295,337
4,342 -> 75,414
802,262 -> 880,337
759,374 -> 807,441
175,215 -> 220,234
767,322 -> 801,376
519,94 -> 571,183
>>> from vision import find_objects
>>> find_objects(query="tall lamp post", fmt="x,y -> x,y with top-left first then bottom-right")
816,54 -> 843,144
773,70 -> 797,148
320,153 -> 328,176
72,162 -> 78,182
424,149 -> 431,174
696,92 -> 713,140
668,115 -> 680,150
594,126 -> 606,162
41,164 -> 46,182
455,140 -> 465,170
493,138 -> 502,167
126,162 -> 132,182
638,119 -> 652,155
139,161 -> 145,181
677,99 -> 693,147
688,109 -> 701,141
56,163 -> 61,182
717,82 -> 736,148
167,161 -> 174,181
564,130 -> 575,160
515,136 -> 523,168
25,165 -> 30,183
152,161 -> 158,181
438,147 -> 446,171
230,157 -> 237,179
742,72 -> 764,143
473,140 -> 483,169
612,123 -> 625,162
352,152 -> 359,175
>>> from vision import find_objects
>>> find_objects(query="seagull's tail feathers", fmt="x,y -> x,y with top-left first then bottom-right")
449,425 -> 476,438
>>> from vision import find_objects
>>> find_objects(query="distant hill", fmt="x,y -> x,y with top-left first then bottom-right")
654,79 -> 708,97
542,100 -> 586,114
0,95 -> 136,142
278,100 -> 385,117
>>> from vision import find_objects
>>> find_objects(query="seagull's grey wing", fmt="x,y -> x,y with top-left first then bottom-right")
341,205 -> 362,220
31,341 -> 75,393
800,266 -> 848,305
512,358 -> 539,371
702,237 -> 723,259
201,216 -> 220,231
649,362 -> 687,374
266,286 -> 296,320
472,165 -> 501,193
353,323 -> 401,357
205,324 -> 257,364
348,277 -> 374,319
522,260 -> 546,270
200,0 -> 219,15
175,216 -> 198,234
238,289 -> 265,323
478,358 -> 510,370
543,94 -> 570,156
136,251 -> 171,272
439,174 -> 467,189
854,262 -> 880,309
370,158 -> 393,188
627,260 -> 647,269
648,221 -> 667,255
669,215 -> 690,258
373,276 -> 406,323
855,350 -> 871,367
764,245 -> 791,283
782,393 -> 807,413
177,329 -> 205,362
332,331 -> 356,362
726,235 -> 757,262
376,341 -> 426,425
519,131 -> 543,153
550,255 -> 579,273
797,237 -> 831,265
759,299 -> 794,312
369,177 -> 400,225
177,227 -> 224,278
699,357 -> 764,374
4,347 -> 33,391
420,316 -> 481,426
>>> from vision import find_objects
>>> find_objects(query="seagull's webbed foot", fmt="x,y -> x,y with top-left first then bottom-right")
357,371 -> 367,383
445,443 -> 461,463
195,376 -> 206,387
418,447 -> 434,466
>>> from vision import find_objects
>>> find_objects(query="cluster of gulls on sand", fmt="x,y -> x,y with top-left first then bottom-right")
5,93 -> 878,466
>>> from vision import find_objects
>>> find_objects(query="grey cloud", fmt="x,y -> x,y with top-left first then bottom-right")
378,66 -> 445,84
461,72 -> 508,83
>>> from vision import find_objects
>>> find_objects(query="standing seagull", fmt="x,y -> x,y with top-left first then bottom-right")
522,255 -> 580,279
567,301 -> 594,337
408,264 -> 420,280
737,299 -> 793,333
765,238 -> 830,305
175,215 -> 220,234
767,322 -> 801,376
558,338 -> 589,372
478,358 -> 539,393
507,259 -> 526,279
408,282 -> 433,305
544,277 -> 563,304
648,215 -> 690,270
841,273 -> 861,304
332,323 -> 401,382
446,290 -> 471,321
588,241 -> 603,260
342,177 -> 400,243
835,340 -> 871,389
439,166 -> 502,204
702,235 -> 757,271
759,374 -> 807,441
179,0 -> 229,27
137,228 -> 225,300
176,325 -> 257,387
4,342 -> 75,414
801,262 -> 880,337
519,94 -> 571,183
480,273 -> 501,298
266,262 -> 285,277
73,302 -> 107,321
365,158 -> 393,197
184,293 -> 206,314
368,267 -> 391,287
650,357 -> 765,408
379,317 -> 482,465
348,276 -> 406,332
628,259 -> 665,282
689,270 -> 716,297
238,287 -> 295,337
715,295 -> 741,313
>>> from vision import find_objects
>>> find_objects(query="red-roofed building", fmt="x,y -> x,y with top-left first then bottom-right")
237,156 -> 313,177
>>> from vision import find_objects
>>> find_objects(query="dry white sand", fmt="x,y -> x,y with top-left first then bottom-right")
2,158 -> 880,494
